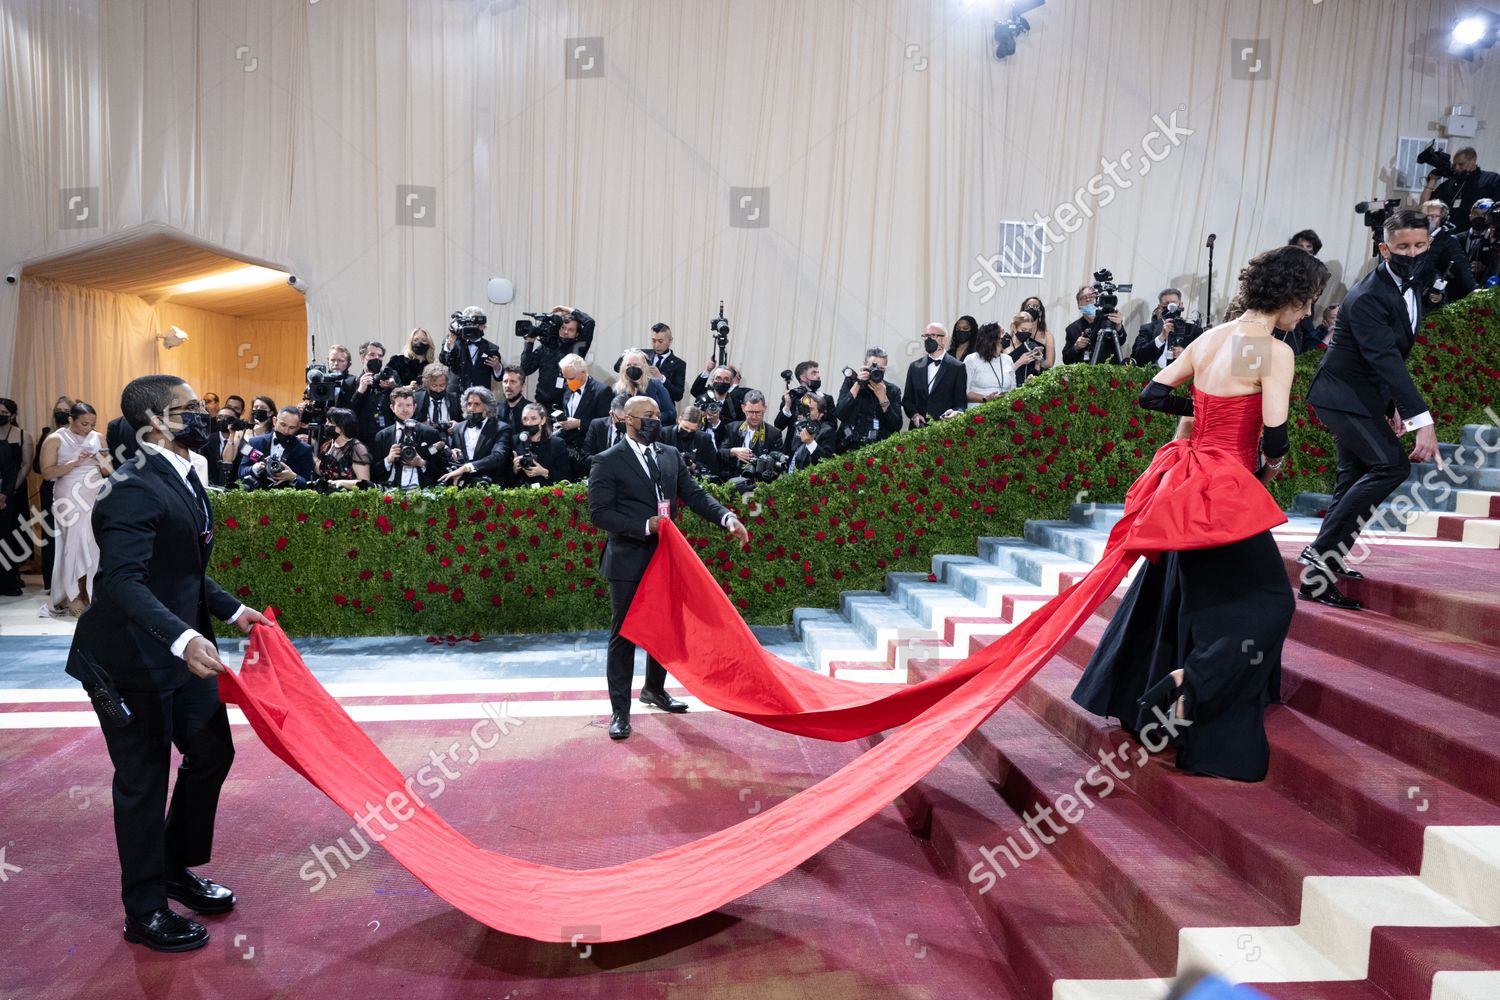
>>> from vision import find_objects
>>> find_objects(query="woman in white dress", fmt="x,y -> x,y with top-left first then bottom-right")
38,402 -> 111,616
964,322 -> 1019,405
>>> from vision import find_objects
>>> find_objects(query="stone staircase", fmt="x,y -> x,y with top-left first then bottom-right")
776,426 -> 1500,999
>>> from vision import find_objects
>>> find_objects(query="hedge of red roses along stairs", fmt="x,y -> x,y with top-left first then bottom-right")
211,289 -> 1500,637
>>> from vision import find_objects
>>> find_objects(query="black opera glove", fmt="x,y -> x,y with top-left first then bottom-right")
1138,380 -> 1194,417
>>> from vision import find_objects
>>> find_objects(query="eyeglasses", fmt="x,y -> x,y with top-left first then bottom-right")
167,401 -> 207,415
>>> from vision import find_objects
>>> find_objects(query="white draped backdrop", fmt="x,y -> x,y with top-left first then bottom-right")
1,0 -> 1496,427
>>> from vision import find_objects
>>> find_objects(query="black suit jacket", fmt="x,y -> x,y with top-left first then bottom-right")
658,424 -> 721,480
236,432 -> 317,487
835,376 -> 904,446
413,388 -> 464,429
903,354 -> 967,420
66,451 -> 240,692
439,337 -> 502,391
561,378 -> 613,452
106,416 -> 139,463
588,441 -> 730,582
1307,264 -> 1428,422
448,417 -> 514,480
718,420 -> 783,467
495,394 -> 531,436
373,422 -> 449,487
585,415 -> 626,457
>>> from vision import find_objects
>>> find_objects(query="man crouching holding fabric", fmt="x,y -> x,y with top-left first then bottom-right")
588,396 -> 748,741
66,375 -> 268,952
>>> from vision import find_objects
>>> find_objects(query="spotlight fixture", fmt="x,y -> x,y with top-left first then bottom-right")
1449,9 -> 1499,59
158,325 -> 189,350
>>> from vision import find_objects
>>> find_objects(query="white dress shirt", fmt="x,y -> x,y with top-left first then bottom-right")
140,442 -> 246,661
626,436 -> 734,536
1383,263 -> 1434,433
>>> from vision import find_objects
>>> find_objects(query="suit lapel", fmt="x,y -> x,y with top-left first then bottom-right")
144,452 -> 208,563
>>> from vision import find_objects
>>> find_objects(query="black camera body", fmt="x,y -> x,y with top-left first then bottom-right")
1091,268 -> 1133,315
728,450 -> 788,493
710,302 -> 730,344
398,420 -> 420,463
1417,141 -> 1453,181
517,311 -> 566,348
305,364 -> 343,405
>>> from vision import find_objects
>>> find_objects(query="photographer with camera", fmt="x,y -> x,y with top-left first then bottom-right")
519,306 -> 596,409
695,397 -> 729,449
1062,279 -> 1130,365
965,322 -> 1018,402
512,404 -> 570,487
1419,199 -> 1479,306
314,407 -> 372,490
613,349 -> 677,423
586,393 -> 631,458
720,390 -> 783,474
785,393 -> 836,461
237,407 -> 316,490
202,407 -> 252,487
659,404 -> 722,482
436,387 -> 515,488
350,339 -> 400,447
612,323 -> 687,404
413,363 -> 463,431
1131,288 -> 1202,367
774,361 -> 835,440
903,322 -> 966,426
374,387 -> 448,489
439,306 -> 504,392
556,354 -> 612,457
835,347 -> 903,450
1421,146 -> 1500,221
692,365 -> 744,425
311,345 -> 360,409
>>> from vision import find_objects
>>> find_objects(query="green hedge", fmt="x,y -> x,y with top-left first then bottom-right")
212,289 -> 1500,636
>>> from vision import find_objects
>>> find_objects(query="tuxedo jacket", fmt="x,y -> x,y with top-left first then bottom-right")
658,424 -> 721,480
495,394 -> 531,436
373,422 -> 449,487
588,440 -> 729,582
718,420 -> 783,467
561,378 -> 614,451
439,337 -> 502,391
1307,265 -> 1428,422
903,354 -> 967,420
448,417 -> 514,480
66,451 -> 240,692
585,415 -> 627,457
236,432 -> 316,486
413,388 -> 464,428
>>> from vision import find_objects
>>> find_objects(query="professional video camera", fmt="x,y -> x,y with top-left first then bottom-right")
727,450 -> 789,494
1417,141 -> 1453,181
1355,199 -> 1402,257
449,305 -> 488,343
708,300 -> 731,367
515,310 -> 566,347
305,363 -> 343,405
1085,268 -> 1133,364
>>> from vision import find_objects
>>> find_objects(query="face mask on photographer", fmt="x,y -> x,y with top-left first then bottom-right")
1080,303 -> 1098,319
712,380 -> 732,395
466,412 -> 485,428
566,374 -> 586,392
923,337 -> 941,355
274,430 -> 298,449
625,364 -> 644,382
806,378 -> 822,394
522,420 -> 543,435
216,415 -> 236,432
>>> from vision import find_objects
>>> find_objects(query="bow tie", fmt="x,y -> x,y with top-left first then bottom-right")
928,358 -> 942,366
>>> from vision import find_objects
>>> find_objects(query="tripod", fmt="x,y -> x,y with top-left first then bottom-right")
1088,320 -> 1130,365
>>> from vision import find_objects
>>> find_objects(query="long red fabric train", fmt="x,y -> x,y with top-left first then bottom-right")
217,437 -> 1284,943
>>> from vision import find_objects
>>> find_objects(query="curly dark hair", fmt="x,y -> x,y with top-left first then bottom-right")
1235,245 -> 1329,314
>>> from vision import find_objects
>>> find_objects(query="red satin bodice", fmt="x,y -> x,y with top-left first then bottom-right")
1190,388 -> 1264,472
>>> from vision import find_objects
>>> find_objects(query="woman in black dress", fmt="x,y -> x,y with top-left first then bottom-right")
1072,247 -> 1328,781
0,398 -> 36,596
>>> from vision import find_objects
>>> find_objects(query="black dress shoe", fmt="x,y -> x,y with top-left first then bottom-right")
164,868 -> 236,914
1298,580 -> 1362,610
608,711 -> 631,740
1329,561 -> 1365,580
123,907 -> 209,952
639,689 -> 689,713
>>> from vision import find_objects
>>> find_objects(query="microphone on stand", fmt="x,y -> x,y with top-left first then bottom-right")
1205,233 -> 1218,323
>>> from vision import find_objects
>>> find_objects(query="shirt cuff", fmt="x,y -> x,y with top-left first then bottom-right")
645,519 -> 654,536
227,605 -> 247,624
170,628 -> 203,660
1403,411 -> 1435,432
720,512 -> 735,528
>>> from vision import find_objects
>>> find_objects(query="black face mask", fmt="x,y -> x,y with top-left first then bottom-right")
413,343 -> 430,355
523,423 -> 543,435
806,378 -> 822,394
924,337 -> 941,355
54,410 -> 69,428
0,414 -> 11,427
466,412 -> 485,428
712,381 -> 732,395
636,417 -> 662,445
172,411 -> 213,450
216,415 -> 235,432
274,431 -> 298,449
1387,250 -> 1436,289
613,419 -> 626,434
625,365 -> 644,381
252,408 -> 271,423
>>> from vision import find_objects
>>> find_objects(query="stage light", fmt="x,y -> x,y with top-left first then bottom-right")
158,325 -> 189,349
173,264 -> 288,295
1449,10 -> 1499,59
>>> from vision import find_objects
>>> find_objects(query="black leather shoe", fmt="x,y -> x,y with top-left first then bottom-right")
1329,560 -> 1365,580
1298,580 -> 1362,610
639,689 -> 689,713
164,868 -> 236,915
123,907 -> 209,952
608,711 -> 631,740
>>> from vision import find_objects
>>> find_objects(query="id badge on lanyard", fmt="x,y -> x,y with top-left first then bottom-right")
658,499 -> 670,519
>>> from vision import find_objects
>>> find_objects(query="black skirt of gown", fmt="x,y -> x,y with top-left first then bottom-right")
1071,529 -> 1293,782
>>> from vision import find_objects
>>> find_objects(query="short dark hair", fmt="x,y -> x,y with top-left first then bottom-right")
501,364 -> 523,378
389,386 -> 415,402
326,407 -> 359,439
1157,287 -> 1182,302
650,322 -> 671,335
279,406 -> 303,420
864,347 -> 888,364
610,392 -> 631,414
226,394 -> 246,408
68,402 -> 97,420
1288,229 -> 1323,255
1235,246 -> 1330,314
120,375 -> 187,431
1383,208 -> 1430,239
794,360 -> 819,382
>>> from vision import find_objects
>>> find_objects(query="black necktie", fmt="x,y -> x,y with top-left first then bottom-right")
186,467 -> 213,546
643,447 -> 663,502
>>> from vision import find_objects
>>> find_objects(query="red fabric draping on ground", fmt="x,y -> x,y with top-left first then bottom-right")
218,438 -> 1283,943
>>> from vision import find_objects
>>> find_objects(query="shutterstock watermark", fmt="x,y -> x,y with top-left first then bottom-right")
967,109 -> 1195,305
967,709 -> 1189,894
298,701 -> 522,892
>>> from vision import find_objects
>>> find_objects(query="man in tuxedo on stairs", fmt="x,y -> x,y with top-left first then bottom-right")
587,396 -> 748,740
1300,209 -> 1441,610
66,375 -> 268,952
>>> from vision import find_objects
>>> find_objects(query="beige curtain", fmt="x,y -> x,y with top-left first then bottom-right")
3,0 -> 1498,406
151,301 -> 308,416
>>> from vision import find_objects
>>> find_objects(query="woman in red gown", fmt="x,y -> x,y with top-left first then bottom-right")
1072,246 -> 1330,781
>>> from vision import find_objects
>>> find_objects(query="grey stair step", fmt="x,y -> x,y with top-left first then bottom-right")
978,537 -> 1091,587
1023,521 -> 1110,563
840,592 -> 927,646
1069,502 -> 1126,530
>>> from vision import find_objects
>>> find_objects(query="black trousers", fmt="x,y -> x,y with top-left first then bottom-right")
0,487 -> 26,592
1310,405 -> 1411,565
38,480 -> 56,589
86,672 -> 235,919
607,576 -> 668,716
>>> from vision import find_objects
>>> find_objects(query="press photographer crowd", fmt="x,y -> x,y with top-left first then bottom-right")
1,144 -> 1496,616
